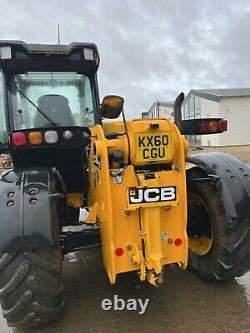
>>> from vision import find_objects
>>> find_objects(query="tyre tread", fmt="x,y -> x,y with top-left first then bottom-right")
0,248 -> 63,328
188,181 -> 250,281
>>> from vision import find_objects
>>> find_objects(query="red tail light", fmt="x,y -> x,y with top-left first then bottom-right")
218,119 -> 227,132
197,119 -> 227,134
12,132 -> 27,146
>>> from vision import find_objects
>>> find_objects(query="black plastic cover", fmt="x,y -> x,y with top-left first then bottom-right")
187,152 -> 250,218
0,167 -> 61,252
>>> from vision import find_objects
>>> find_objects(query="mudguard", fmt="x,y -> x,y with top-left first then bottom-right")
0,167 -> 61,252
187,152 -> 250,218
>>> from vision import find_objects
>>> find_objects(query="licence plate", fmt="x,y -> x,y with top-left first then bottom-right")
135,132 -> 172,163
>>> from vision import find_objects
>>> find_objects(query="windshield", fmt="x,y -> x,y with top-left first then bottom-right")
9,72 -> 95,130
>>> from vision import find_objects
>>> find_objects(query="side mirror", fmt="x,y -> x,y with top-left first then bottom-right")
101,95 -> 124,119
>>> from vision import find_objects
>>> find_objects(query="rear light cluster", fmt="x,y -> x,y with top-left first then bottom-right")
11,129 -> 76,147
197,119 -> 227,134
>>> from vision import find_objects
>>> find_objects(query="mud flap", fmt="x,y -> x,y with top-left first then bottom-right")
0,167 -> 62,252
187,152 -> 250,218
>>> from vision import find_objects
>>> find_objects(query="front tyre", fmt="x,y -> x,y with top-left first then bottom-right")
187,181 -> 250,281
0,247 -> 64,328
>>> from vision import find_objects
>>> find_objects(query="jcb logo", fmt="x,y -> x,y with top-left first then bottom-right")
129,186 -> 176,204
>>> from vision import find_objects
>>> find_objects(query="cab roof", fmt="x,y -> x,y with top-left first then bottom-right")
0,40 -> 99,55
0,40 -> 100,73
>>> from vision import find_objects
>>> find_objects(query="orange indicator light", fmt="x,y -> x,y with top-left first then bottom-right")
29,131 -> 43,145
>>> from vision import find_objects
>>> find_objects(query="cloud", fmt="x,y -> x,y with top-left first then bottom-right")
0,0 -> 249,117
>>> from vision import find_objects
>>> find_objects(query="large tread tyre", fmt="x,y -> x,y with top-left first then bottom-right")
0,247 -> 64,328
187,181 -> 250,281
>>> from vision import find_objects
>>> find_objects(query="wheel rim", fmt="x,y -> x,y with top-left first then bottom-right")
187,192 -> 213,255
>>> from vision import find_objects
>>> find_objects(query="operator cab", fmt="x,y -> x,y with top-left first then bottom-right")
0,41 -> 100,193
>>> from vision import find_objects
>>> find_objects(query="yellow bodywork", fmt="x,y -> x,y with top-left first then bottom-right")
87,118 -> 188,285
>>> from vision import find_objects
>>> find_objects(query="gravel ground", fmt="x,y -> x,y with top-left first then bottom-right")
191,145 -> 250,164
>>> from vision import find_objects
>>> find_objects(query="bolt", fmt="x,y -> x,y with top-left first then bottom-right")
7,200 -> 15,207
127,245 -> 132,251
29,188 -> 38,196
82,132 -> 89,139
168,238 -> 173,244
7,192 -> 15,198
30,198 -> 37,205
125,210 -> 131,216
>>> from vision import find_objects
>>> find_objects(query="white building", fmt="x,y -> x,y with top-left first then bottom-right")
183,88 -> 250,146
143,101 -> 174,120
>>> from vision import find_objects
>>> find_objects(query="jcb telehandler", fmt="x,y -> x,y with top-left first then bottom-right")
0,41 -> 250,328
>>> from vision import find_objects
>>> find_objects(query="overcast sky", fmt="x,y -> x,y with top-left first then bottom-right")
1,0 -> 250,117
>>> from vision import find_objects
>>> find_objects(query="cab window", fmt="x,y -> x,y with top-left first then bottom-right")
9,72 -> 95,130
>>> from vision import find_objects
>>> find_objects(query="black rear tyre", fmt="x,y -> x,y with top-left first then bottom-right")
187,181 -> 250,281
0,247 -> 64,328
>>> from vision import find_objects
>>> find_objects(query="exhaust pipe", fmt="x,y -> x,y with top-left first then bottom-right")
173,92 -> 185,132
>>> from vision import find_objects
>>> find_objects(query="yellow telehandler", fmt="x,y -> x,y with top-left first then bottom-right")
0,41 -> 249,328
